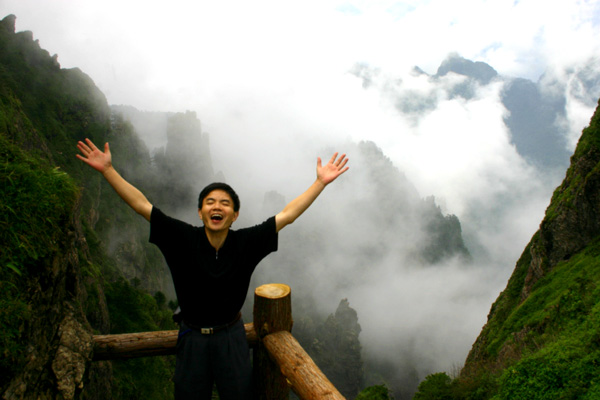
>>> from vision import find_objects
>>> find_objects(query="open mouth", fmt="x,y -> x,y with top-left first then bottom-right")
210,214 -> 223,222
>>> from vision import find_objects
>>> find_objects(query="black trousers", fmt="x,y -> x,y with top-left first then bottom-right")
174,319 -> 255,400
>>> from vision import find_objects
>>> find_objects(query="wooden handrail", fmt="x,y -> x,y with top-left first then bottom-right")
92,323 -> 258,360
263,331 -> 345,400
93,330 -> 177,360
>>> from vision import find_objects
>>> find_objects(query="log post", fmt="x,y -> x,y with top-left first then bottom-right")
263,331 -> 345,400
253,283 -> 292,400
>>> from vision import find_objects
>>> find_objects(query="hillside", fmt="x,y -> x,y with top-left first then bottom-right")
414,98 -> 600,399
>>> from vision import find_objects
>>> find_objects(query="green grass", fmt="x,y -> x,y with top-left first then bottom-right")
496,302 -> 600,400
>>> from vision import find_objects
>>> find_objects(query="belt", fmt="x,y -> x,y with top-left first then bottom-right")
184,312 -> 242,335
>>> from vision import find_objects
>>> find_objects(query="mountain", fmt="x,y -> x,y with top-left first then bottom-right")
435,55 -> 571,169
436,53 -> 499,84
353,54 -> 600,171
414,98 -> 600,399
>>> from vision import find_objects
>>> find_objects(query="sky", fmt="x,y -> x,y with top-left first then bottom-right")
3,0 -> 600,395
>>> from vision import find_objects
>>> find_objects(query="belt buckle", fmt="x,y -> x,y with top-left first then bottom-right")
201,328 -> 213,335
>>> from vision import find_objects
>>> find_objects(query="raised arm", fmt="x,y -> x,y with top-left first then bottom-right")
76,138 -> 153,221
275,152 -> 349,232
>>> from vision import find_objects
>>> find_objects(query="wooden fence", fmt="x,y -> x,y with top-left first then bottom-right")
92,283 -> 345,400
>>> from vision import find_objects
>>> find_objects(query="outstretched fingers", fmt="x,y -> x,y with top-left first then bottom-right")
77,139 -> 94,156
328,152 -> 339,165
77,141 -> 89,155
328,153 -> 349,174
334,153 -> 348,171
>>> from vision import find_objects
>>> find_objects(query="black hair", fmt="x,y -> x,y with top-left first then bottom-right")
198,182 -> 240,212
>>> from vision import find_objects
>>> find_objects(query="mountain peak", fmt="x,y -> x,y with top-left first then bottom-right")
435,53 -> 498,84
1,14 -> 16,34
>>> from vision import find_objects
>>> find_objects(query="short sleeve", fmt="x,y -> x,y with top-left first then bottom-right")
235,216 -> 278,263
149,207 -> 196,250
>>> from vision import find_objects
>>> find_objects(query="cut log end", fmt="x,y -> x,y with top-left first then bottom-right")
255,283 -> 291,299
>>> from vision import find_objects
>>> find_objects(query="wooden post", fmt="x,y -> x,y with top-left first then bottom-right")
253,283 -> 292,400
263,331 -> 345,400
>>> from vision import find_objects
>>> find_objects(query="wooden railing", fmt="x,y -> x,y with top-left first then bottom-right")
92,284 -> 345,400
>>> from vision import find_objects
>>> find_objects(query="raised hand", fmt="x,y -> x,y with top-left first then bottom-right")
317,152 -> 349,185
76,138 -> 112,173
275,151 -> 349,232
76,138 -> 152,220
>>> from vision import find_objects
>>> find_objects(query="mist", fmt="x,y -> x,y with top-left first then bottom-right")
3,0 -> 600,397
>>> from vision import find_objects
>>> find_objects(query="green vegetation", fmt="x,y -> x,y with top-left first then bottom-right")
0,134 -> 78,273
105,278 -> 177,400
0,30 -> 110,173
544,98 -> 600,222
491,244 -> 600,400
355,384 -> 395,400
0,133 -> 78,383
413,373 -> 453,400
293,299 -> 364,399
106,279 -> 176,334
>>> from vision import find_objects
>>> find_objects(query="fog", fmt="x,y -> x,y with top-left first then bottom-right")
3,0 -> 600,396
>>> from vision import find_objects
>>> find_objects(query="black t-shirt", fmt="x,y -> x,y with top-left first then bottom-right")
149,207 -> 278,326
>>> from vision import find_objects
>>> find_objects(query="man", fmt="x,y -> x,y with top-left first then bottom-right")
76,138 -> 349,399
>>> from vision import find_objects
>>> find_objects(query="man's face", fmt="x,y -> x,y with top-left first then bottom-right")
198,189 -> 239,232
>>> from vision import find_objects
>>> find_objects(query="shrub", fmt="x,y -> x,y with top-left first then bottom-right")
355,384 -> 394,400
